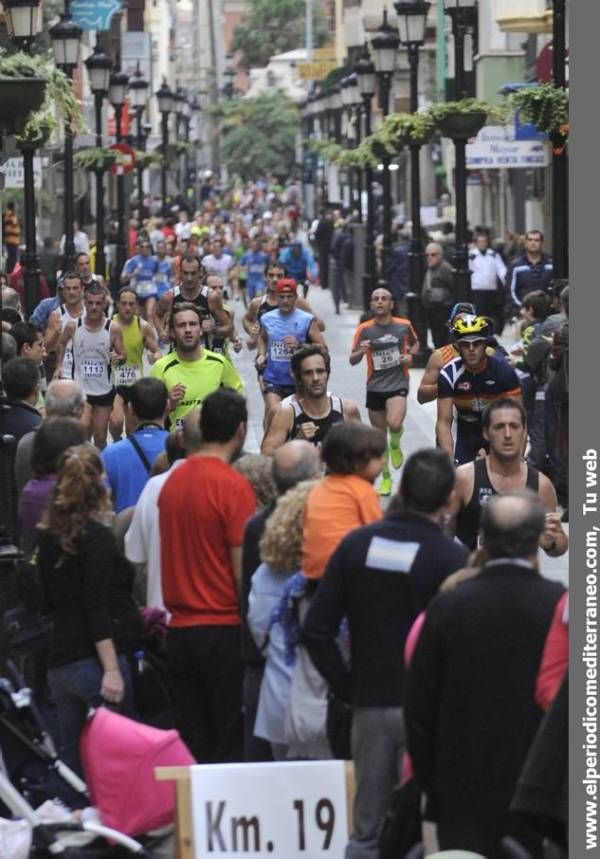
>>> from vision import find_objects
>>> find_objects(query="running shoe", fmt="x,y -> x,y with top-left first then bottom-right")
379,473 -> 393,496
390,444 -> 404,469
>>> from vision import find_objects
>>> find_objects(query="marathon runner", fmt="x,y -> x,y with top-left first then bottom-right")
109,287 -> 163,439
257,277 -> 326,423
157,253 -> 232,345
120,238 -> 160,329
350,286 -> 419,496
203,273 -> 242,358
450,397 -> 568,555
242,261 -> 325,350
150,302 -> 244,429
261,343 -> 361,454
54,283 -> 124,449
155,239 -> 174,298
44,272 -> 85,380
417,302 -> 507,404
436,314 -> 522,465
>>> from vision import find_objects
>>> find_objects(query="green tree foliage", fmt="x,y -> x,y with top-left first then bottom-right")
232,0 -> 329,68
212,90 -> 299,181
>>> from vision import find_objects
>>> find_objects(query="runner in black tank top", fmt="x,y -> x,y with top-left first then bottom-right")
288,395 -> 344,446
456,457 -> 539,550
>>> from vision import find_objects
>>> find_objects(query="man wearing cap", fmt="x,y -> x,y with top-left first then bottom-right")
278,240 -> 317,299
257,278 -> 326,423
436,315 -> 521,464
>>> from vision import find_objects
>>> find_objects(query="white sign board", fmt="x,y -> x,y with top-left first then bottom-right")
466,125 -> 550,170
191,761 -> 349,857
0,157 -> 42,189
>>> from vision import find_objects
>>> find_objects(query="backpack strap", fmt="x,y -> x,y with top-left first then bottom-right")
128,433 -> 152,473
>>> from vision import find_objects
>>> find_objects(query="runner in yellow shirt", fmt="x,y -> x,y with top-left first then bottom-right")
150,302 -> 244,428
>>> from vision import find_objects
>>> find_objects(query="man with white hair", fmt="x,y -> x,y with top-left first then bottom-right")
15,379 -> 86,493
420,241 -> 455,348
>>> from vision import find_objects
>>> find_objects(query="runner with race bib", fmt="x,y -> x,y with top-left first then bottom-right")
257,277 -> 326,426
350,286 -> 419,495
54,283 -> 125,450
109,287 -> 163,439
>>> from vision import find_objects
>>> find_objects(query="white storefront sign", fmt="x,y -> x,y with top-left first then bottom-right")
191,761 -> 349,857
466,125 -> 550,169
0,157 -> 43,189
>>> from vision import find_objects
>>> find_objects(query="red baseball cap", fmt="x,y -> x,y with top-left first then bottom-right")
275,278 -> 297,294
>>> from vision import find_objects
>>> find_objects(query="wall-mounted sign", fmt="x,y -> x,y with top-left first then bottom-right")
71,0 -> 122,31
466,125 -> 550,169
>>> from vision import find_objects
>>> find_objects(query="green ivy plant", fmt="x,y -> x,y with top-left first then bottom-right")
427,98 -> 505,124
0,49 -> 85,145
135,149 -> 164,168
507,83 -> 569,142
173,141 -> 196,156
74,147 -> 123,170
379,111 -> 436,148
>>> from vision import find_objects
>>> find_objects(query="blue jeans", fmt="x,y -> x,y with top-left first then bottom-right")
48,654 -> 134,776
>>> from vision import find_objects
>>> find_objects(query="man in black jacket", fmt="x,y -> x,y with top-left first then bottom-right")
313,209 -> 334,291
302,449 -> 468,858
405,490 -> 564,858
506,229 -> 553,310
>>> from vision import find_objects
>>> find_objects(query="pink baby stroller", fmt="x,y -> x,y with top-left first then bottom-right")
81,707 -> 195,838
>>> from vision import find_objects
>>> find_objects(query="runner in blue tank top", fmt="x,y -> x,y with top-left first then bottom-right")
257,277 -> 327,425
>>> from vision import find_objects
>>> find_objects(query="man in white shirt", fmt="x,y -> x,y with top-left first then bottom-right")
202,239 -> 234,292
468,232 -> 507,332
124,408 -> 202,612
174,210 -> 192,241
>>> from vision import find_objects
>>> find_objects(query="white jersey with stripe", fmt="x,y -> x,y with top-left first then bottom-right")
59,304 -> 85,378
72,317 -> 113,396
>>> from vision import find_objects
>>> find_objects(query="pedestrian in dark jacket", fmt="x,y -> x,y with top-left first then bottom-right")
505,229 -> 553,309
405,490 -> 564,858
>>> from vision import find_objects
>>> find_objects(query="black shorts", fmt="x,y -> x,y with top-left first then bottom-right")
87,389 -> 116,408
115,385 -> 133,403
366,388 -> 408,411
263,382 -> 296,400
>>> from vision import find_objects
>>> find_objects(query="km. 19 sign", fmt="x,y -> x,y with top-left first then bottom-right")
190,761 -> 349,856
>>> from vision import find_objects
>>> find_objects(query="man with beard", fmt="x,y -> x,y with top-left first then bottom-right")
261,344 -> 360,454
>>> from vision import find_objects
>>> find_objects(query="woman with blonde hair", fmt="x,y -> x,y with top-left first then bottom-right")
248,479 -> 317,759
37,445 -> 138,775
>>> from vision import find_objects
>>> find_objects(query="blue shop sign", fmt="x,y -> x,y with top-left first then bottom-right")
71,0 -> 122,30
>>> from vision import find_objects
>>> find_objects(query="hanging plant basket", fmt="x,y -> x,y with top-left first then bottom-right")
381,112 -> 436,150
0,77 -> 46,136
368,138 -> 394,161
435,110 -> 488,140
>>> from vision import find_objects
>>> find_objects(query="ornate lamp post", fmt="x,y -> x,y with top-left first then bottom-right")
371,8 -> 400,280
128,62 -> 149,214
2,0 -> 41,50
355,46 -> 376,308
395,0 -> 430,360
443,0 -> 477,301
85,43 -> 112,278
49,7 -> 82,271
109,61 -> 129,279
156,79 -> 175,216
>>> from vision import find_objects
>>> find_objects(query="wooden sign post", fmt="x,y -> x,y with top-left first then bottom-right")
156,761 -> 355,858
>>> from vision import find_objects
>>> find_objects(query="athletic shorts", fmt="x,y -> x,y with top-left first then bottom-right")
454,419 -> 489,465
136,292 -> 157,303
263,382 -> 296,400
115,384 -> 133,404
87,389 -> 116,408
366,389 -> 408,411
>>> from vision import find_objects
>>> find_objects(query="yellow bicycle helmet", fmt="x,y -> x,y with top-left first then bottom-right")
450,314 -> 491,342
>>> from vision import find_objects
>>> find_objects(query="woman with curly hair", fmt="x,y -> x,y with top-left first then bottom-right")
247,479 -> 317,759
37,445 -> 136,775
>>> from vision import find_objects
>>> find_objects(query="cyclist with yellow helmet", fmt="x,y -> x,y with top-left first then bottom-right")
436,314 -> 521,464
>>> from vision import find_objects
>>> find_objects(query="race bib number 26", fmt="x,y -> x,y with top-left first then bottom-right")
372,347 -> 401,371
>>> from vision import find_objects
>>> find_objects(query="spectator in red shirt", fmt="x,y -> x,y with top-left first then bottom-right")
158,388 -> 256,762
9,254 -> 51,308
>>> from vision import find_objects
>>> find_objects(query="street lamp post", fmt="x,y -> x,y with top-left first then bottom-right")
109,62 -> 129,280
355,47 -> 376,308
2,0 -> 42,315
552,0 -> 568,280
372,8 -> 400,282
172,87 -> 186,191
395,0 -> 430,361
128,62 -> 149,217
348,74 -> 362,220
49,7 -> 82,272
443,0 -> 476,302
85,43 -> 112,278
156,79 -> 174,217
